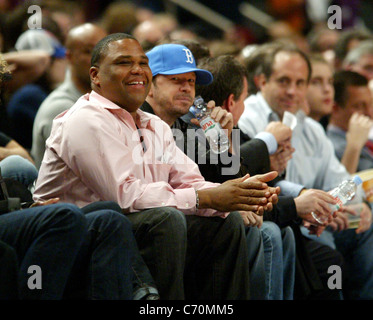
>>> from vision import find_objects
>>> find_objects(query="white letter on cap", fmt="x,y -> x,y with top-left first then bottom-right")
183,49 -> 194,64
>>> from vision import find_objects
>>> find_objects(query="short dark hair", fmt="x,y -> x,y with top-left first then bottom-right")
91,33 -> 136,67
170,38 -> 210,64
196,55 -> 248,106
261,42 -> 312,83
334,28 -> 373,62
333,70 -> 368,107
242,42 -> 284,94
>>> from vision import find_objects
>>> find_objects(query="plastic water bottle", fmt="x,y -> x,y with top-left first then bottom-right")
189,96 -> 230,154
311,175 -> 363,224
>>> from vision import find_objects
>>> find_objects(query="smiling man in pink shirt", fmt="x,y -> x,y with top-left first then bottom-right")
33,33 -> 279,300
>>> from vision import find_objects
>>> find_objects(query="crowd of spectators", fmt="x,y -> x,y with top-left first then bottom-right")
2,0 -> 373,301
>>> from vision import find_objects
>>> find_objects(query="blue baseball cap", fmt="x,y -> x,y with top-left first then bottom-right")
146,44 -> 213,85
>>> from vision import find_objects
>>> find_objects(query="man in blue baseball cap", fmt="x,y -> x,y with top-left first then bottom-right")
143,43 -> 215,126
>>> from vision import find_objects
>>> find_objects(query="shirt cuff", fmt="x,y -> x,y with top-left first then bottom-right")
254,131 -> 278,155
275,179 -> 305,198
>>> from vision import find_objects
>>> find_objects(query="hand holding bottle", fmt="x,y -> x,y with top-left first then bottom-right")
311,176 -> 363,224
189,96 -> 230,154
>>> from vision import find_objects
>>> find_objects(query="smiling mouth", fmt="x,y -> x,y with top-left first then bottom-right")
128,81 -> 145,85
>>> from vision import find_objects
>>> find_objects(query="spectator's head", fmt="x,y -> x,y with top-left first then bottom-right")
257,43 -> 311,119
242,42 -> 283,94
307,26 -> 339,54
306,54 -> 335,121
65,23 -> 107,91
99,1 -> 138,34
132,19 -> 166,52
334,28 -> 373,70
145,43 -> 213,125
90,33 -> 152,114
14,15 -> 68,89
169,39 -> 211,65
196,55 -> 249,125
330,70 -> 372,131
343,40 -> 373,81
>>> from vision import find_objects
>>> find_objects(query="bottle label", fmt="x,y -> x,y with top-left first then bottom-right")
328,194 -> 346,212
201,119 -> 216,133
333,196 -> 343,209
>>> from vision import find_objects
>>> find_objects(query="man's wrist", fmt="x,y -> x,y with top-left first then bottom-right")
196,189 -> 212,210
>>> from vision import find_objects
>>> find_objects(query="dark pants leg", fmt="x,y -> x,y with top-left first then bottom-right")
64,204 -> 135,300
0,203 -> 86,299
245,225 -> 266,300
304,237 -> 344,300
184,211 -> 251,300
334,226 -> 373,299
126,207 -> 187,300
0,240 -> 18,299
81,201 -> 158,299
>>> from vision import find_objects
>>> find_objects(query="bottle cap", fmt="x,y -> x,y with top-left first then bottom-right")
189,96 -> 205,117
194,95 -> 204,106
353,175 -> 363,186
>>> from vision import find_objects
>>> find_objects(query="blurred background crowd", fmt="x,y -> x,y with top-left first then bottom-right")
0,0 -> 373,151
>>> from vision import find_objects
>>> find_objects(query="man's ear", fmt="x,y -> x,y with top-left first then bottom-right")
89,66 -> 100,87
255,73 -> 266,90
147,81 -> 154,98
224,93 -> 235,112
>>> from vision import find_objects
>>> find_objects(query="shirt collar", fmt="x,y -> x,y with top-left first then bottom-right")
88,90 -> 155,130
256,92 -> 281,122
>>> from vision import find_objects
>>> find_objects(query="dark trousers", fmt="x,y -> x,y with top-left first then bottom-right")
80,201 -> 157,299
0,240 -> 18,299
0,203 -> 86,299
127,207 -> 251,300
0,202 -> 136,300
65,201 -> 136,300
300,237 -> 344,300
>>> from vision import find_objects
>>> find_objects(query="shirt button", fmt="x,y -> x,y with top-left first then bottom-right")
185,203 -> 189,208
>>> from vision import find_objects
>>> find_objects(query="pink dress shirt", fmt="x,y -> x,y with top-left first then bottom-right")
33,90 -> 227,217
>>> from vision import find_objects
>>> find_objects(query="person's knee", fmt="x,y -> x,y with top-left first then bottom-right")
226,211 -> 246,230
86,209 -> 132,234
148,207 -> 187,232
260,221 -> 283,251
281,226 -> 295,249
82,201 -> 122,215
0,155 -> 38,184
41,203 -> 86,238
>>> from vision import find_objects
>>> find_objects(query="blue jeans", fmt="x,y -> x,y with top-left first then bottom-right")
260,222 -> 296,300
65,205 -> 135,300
81,201 -> 158,299
245,225 -> 266,300
0,155 -> 38,188
333,225 -> 373,299
0,203 -> 86,299
127,208 -> 251,300
0,240 -> 19,299
0,202 -> 136,300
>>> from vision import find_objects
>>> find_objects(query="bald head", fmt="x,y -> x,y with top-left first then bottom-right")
65,23 -> 107,50
65,23 -> 107,91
